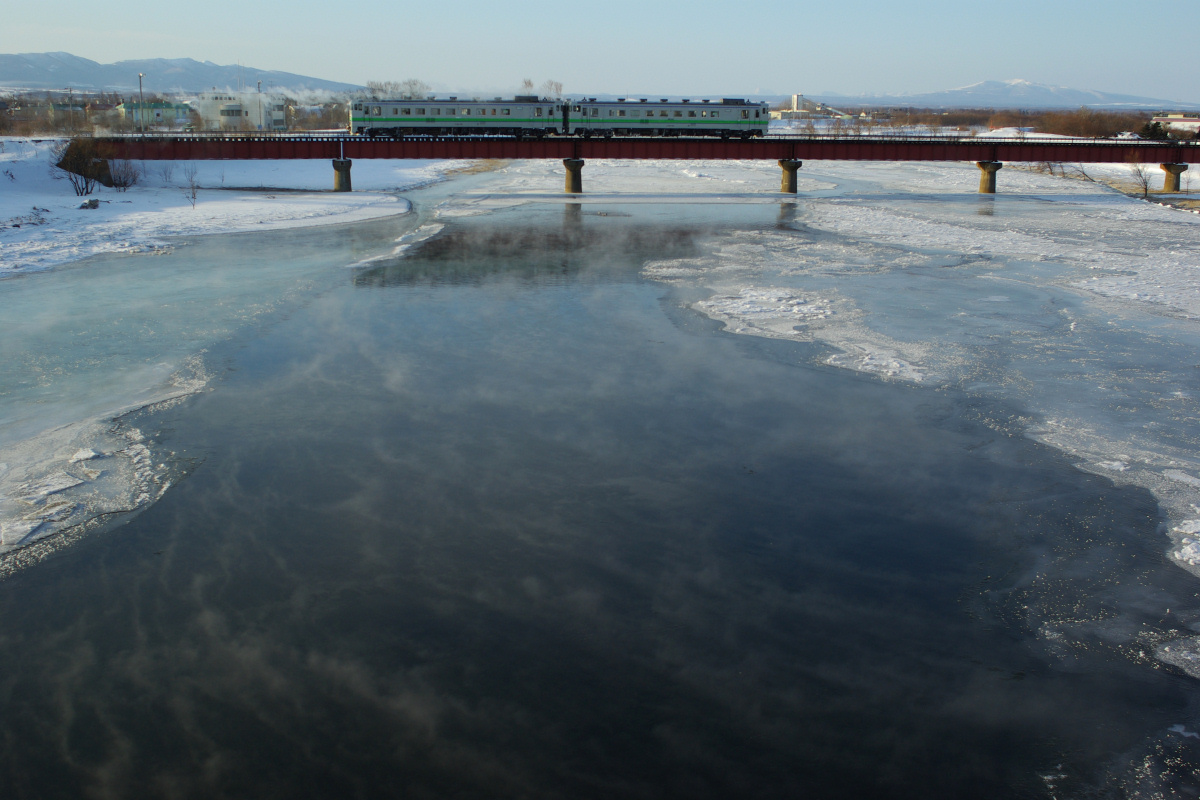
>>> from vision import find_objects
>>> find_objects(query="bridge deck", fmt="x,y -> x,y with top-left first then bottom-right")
89,135 -> 1198,164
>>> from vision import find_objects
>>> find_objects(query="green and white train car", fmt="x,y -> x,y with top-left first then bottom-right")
569,98 -> 769,139
350,96 -> 563,138
349,96 -> 770,139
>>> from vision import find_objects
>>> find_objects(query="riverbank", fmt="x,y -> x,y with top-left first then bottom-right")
0,137 -> 457,274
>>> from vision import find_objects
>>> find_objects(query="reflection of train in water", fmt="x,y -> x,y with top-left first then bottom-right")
350,96 -> 770,139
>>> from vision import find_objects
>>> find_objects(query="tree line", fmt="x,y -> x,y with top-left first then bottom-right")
871,107 -> 1194,139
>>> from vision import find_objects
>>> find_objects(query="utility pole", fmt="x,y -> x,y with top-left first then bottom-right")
257,79 -> 262,131
138,73 -> 145,133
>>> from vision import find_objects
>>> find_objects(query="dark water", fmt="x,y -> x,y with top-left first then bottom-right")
1,201 -> 1198,799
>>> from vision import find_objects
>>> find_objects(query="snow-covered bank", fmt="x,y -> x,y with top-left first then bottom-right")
1,137 -> 456,274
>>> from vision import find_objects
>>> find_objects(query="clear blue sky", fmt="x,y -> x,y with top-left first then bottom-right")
7,0 -> 1198,100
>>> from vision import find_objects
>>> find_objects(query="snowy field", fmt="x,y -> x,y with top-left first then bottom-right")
4,136 -> 1200,632
1,138 -> 455,274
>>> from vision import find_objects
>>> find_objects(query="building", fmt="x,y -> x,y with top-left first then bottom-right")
1152,112 -> 1200,135
192,91 -> 287,132
118,101 -> 193,129
769,94 -> 849,121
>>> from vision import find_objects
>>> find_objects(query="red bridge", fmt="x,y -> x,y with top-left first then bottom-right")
89,134 -> 1197,194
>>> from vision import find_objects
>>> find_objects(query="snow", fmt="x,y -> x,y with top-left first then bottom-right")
1,137 -> 455,274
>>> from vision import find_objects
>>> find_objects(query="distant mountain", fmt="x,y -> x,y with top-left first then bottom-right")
0,52 -> 362,94
809,79 -> 1196,110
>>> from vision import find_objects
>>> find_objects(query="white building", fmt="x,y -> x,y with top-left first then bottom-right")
192,91 -> 287,132
1152,112 -> 1200,135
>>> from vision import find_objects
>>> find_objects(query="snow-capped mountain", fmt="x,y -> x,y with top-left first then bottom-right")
0,52 -> 362,94
810,79 -> 1195,110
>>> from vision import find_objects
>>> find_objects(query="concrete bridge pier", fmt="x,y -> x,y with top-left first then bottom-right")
333,159 -> 352,192
1161,163 -> 1188,193
976,161 -> 1002,194
563,158 -> 584,194
778,159 -> 803,193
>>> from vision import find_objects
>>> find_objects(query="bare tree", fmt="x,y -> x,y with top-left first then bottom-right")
1127,160 -> 1154,198
520,78 -> 534,94
540,79 -> 563,99
399,79 -> 430,99
365,81 -> 402,98
365,79 -> 430,99
109,159 -> 140,191
182,162 -> 199,208
51,138 -> 103,196
1061,163 -> 1095,183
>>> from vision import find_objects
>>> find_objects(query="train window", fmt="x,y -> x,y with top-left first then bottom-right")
659,110 -> 667,117
618,110 -> 626,117
502,108 -> 511,115
416,108 -> 425,115
535,107 -> 544,117
400,108 -> 409,115
352,103 -> 362,111
688,110 -> 696,117
755,110 -> 760,118
447,108 -> 455,115
741,110 -> 749,119
573,105 -> 581,112
711,111 -> 719,118
491,108 -> 497,115
591,108 -> 598,117
372,106 -> 381,116
462,108 -> 470,115
674,110 -> 682,117
701,111 -> 707,117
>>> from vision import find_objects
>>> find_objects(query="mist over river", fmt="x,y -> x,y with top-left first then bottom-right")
2,160 -> 1199,797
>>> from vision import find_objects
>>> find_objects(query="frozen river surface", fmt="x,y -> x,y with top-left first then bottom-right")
1,157 -> 1200,797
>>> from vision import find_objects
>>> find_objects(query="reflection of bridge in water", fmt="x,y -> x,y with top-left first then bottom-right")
89,135 -> 1197,195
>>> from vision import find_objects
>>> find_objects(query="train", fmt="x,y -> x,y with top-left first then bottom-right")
349,96 -> 770,139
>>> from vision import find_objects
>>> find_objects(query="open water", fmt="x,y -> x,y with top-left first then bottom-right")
1,180 -> 1199,798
